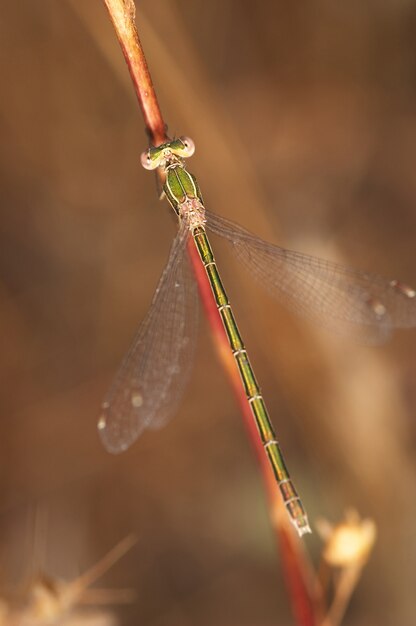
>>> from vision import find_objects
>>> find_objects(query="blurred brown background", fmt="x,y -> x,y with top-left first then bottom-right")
1,1 -> 416,624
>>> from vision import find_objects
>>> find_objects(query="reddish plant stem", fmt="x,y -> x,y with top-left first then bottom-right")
102,0 -> 167,145
102,2 -> 319,624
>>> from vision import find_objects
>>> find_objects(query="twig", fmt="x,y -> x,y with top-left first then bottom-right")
102,0 -> 167,145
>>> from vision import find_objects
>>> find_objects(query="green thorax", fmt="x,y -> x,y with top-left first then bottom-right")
164,165 -> 203,213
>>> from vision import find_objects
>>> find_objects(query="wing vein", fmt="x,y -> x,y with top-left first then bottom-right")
99,219 -> 198,453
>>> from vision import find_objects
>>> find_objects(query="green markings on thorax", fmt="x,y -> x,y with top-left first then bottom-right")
164,166 -> 201,211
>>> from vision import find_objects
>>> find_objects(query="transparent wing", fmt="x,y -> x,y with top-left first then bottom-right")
98,218 -> 198,454
206,210 -> 416,345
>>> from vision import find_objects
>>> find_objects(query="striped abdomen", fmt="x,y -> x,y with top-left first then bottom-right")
192,226 -> 310,535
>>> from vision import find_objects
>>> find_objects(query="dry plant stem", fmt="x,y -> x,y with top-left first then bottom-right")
102,0 -> 167,145
102,1 -> 318,624
73,535 -> 137,594
321,565 -> 365,626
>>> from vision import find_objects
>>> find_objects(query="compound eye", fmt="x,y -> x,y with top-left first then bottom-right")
140,150 -> 158,170
180,136 -> 195,157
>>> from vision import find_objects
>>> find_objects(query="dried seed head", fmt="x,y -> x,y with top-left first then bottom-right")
316,509 -> 376,567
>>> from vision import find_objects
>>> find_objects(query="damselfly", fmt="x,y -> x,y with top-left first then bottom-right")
98,137 -> 416,536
